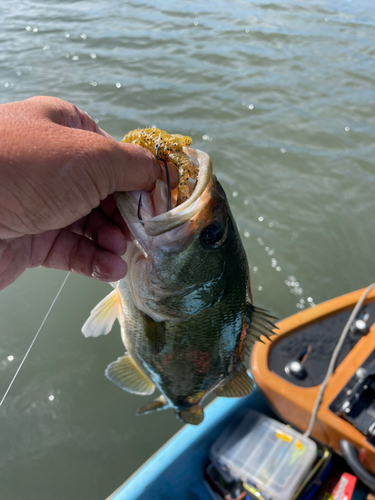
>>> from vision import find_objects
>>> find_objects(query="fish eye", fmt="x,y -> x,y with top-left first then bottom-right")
200,221 -> 227,249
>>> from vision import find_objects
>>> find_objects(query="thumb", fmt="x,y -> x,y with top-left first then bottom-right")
35,95 -> 179,194
99,139 -> 179,193
60,126 -> 179,201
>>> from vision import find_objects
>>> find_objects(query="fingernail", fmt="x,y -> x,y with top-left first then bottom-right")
166,163 -> 179,188
92,254 -> 127,281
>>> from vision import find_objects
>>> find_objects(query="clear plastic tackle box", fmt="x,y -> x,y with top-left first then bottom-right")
210,409 -> 317,500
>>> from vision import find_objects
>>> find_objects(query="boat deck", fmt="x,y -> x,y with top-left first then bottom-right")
107,390 -> 368,500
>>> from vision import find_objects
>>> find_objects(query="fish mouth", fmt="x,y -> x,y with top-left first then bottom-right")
114,147 -> 213,244
114,148 -> 215,321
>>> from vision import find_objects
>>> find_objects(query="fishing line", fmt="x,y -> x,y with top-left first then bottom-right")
304,281 -> 375,437
0,271 -> 70,408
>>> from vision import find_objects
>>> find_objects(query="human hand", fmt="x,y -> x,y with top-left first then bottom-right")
0,96 -> 178,291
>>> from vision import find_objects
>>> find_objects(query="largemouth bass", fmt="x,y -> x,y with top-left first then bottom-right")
82,146 -> 276,425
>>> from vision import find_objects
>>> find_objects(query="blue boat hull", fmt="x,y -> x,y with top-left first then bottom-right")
107,390 -> 274,500
107,389 -> 369,500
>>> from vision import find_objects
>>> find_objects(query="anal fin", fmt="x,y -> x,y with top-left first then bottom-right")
105,354 -> 155,395
214,365 -> 254,398
137,395 -> 169,414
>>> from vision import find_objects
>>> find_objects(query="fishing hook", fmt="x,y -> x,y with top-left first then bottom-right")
155,143 -> 171,212
137,194 -> 145,225
138,143 -> 172,224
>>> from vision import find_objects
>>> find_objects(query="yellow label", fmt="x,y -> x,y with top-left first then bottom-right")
275,430 -> 293,442
242,483 -> 266,500
295,440 -> 304,450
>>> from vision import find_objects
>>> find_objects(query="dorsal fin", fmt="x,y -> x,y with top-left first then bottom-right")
105,354 -> 155,395
248,304 -> 278,322
242,303 -> 278,358
214,365 -> 254,398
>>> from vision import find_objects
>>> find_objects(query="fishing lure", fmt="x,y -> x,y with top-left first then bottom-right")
122,128 -> 199,205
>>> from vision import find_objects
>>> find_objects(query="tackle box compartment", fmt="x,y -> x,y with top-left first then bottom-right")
210,409 -> 317,500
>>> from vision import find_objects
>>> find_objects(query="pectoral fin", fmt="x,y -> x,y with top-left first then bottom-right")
82,287 -> 121,338
214,365 -> 254,398
137,395 -> 169,414
139,312 -> 165,355
105,354 -> 155,395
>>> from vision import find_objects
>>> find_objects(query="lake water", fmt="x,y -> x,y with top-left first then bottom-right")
0,1 -> 374,498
